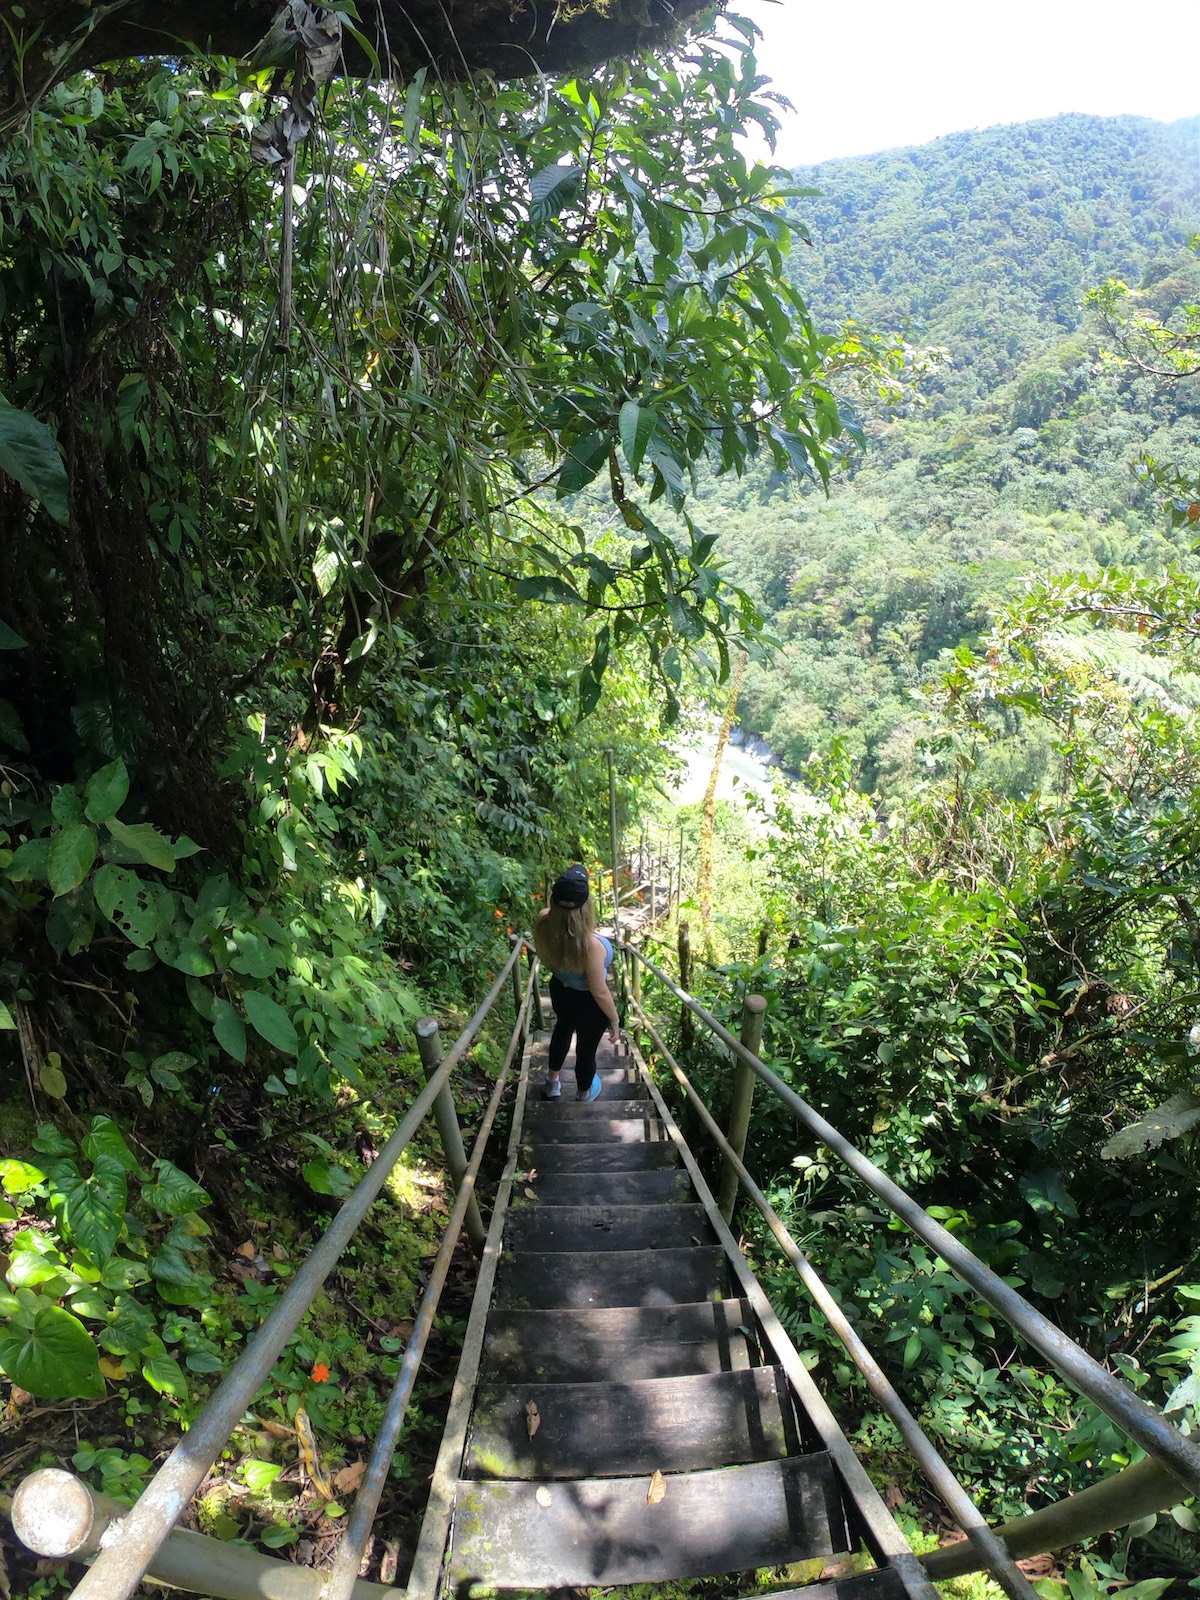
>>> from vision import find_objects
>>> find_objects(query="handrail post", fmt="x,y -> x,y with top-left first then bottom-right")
414,1019 -> 486,1252
718,994 -> 766,1222
508,936 -> 523,1023
529,951 -> 544,1032
678,919 -> 693,1051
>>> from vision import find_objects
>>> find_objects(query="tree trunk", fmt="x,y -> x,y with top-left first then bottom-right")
697,650 -> 747,951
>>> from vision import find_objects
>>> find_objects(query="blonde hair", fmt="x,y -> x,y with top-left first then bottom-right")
533,896 -> 595,974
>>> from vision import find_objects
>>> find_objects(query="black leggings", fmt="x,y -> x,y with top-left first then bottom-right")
547,977 -> 607,1094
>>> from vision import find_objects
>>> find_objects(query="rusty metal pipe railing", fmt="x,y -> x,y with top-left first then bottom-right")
318,972 -> 534,1600
624,942 -> 1200,1499
61,942 -> 526,1600
632,997 -> 1038,1600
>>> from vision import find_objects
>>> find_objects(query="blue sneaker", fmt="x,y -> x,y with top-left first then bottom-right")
542,1077 -> 561,1100
584,1075 -> 602,1102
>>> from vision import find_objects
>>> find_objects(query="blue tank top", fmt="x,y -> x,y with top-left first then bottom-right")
553,935 -> 613,991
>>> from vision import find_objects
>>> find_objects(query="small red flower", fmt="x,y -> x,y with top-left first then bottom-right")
311,1362 -> 331,1383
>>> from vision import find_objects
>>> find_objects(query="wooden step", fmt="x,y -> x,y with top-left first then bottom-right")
505,1202 -> 714,1253
520,1142 -> 679,1172
529,1081 -> 650,1102
494,1247 -> 730,1310
481,1300 -> 758,1383
465,1366 -> 799,1479
524,1115 -> 663,1144
513,1169 -> 695,1206
447,1453 -> 845,1587
763,1572 -> 912,1600
528,1097 -> 653,1118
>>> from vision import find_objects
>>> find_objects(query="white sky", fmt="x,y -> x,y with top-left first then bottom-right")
738,0 -> 1200,168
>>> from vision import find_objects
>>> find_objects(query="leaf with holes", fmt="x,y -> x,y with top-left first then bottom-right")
93,866 -> 159,947
0,1305 -> 103,1398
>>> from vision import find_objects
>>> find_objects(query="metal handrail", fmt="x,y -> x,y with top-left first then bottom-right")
59,940 -> 527,1600
631,997 -> 1038,1600
623,942 -> 1200,1501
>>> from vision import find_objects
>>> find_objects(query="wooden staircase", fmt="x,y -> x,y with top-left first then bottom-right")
409,1036 -> 937,1600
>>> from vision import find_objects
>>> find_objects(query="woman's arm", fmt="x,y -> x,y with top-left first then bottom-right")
585,937 -> 620,1043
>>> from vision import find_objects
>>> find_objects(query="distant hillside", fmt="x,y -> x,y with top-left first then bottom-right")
787,113 -> 1199,405
707,115 -> 1200,788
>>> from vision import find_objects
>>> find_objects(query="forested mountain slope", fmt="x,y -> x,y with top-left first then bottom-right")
712,114 -> 1200,785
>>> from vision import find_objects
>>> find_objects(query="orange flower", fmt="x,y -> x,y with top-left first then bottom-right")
311,1362 -> 331,1383
494,908 -> 505,919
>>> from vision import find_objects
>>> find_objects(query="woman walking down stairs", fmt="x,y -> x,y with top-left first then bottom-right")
407,1027 -> 935,1599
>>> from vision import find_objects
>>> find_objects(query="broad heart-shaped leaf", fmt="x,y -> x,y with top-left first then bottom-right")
212,998 -> 247,1063
0,1305 -> 103,1398
48,1155 -> 127,1265
84,759 -> 130,824
48,822 -> 98,897
618,400 -> 657,477
0,397 -> 69,524
143,1158 -> 210,1216
93,865 -> 159,947
243,990 -> 299,1054
82,1116 -> 141,1175
0,1158 -> 46,1195
105,817 -> 176,872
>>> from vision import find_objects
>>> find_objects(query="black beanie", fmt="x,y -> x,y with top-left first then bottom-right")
551,864 -> 590,908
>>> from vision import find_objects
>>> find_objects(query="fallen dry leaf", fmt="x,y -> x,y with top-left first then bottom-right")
272,1243 -> 289,1262
236,1240 -> 256,1259
535,1486 -> 552,1508
884,1483 -> 904,1510
333,1460 -> 367,1496
7,1385 -> 33,1406
261,1419 -> 294,1440
647,1469 -> 666,1506
379,1541 -> 401,1585
819,1559 -> 855,1582
97,1358 -> 126,1382
523,1187 -> 538,1200
524,1400 -> 540,1439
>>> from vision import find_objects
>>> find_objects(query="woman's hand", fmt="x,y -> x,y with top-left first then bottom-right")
608,1023 -> 620,1045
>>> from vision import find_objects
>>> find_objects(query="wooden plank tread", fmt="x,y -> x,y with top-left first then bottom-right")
524,1116 -> 664,1144
466,1366 -> 798,1479
520,1141 -> 679,1171
447,1454 -> 843,1587
504,1202 -> 714,1252
494,1246 -> 730,1310
513,1169 -> 694,1206
481,1300 -> 759,1383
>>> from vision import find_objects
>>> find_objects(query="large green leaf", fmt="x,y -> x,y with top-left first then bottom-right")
0,1305 -> 104,1399
48,823 -> 98,897
106,818 -> 177,872
618,400 -> 657,477
555,431 -> 611,498
243,990 -> 299,1054
0,397 -> 69,524
84,759 -> 130,824
82,1116 -> 141,1175
0,1159 -> 46,1195
49,1155 -> 128,1265
142,1158 -> 210,1216
93,865 -> 159,947
211,998 -> 247,1062
143,1351 -> 189,1398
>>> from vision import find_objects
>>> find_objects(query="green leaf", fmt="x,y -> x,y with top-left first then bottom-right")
40,1054 -> 68,1098
82,1116 -> 141,1174
515,574 -> 586,607
143,1351 -> 189,1398
261,1524 -> 299,1549
0,1001 -> 14,1030
556,431 -> 610,498
99,1257 -> 150,1292
0,698 -> 29,752
142,1159 -> 210,1217
154,935 -> 216,976
6,838 -> 49,883
242,1459 -> 284,1491
93,865 -> 159,947
0,397 -> 69,524
48,822 -> 98,897
618,400 -> 657,477
32,1124 -> 75,1156
0,1159 -> 46,1195
84,759 -> 130,824
0,1305 -> 104,1398
212,998 -> 247,1062
105,818 -> 177,872
101,1296 -> 157,1355
0,621 -> 28,649
529,162 -> 581,226
302,1157 -> 354,1197
243,991 -> 299,1055
49,1155 -> 127,1265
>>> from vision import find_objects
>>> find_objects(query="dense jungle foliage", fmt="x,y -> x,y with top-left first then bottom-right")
1,8 -> 1199,1598
706,113 -> 1200,787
